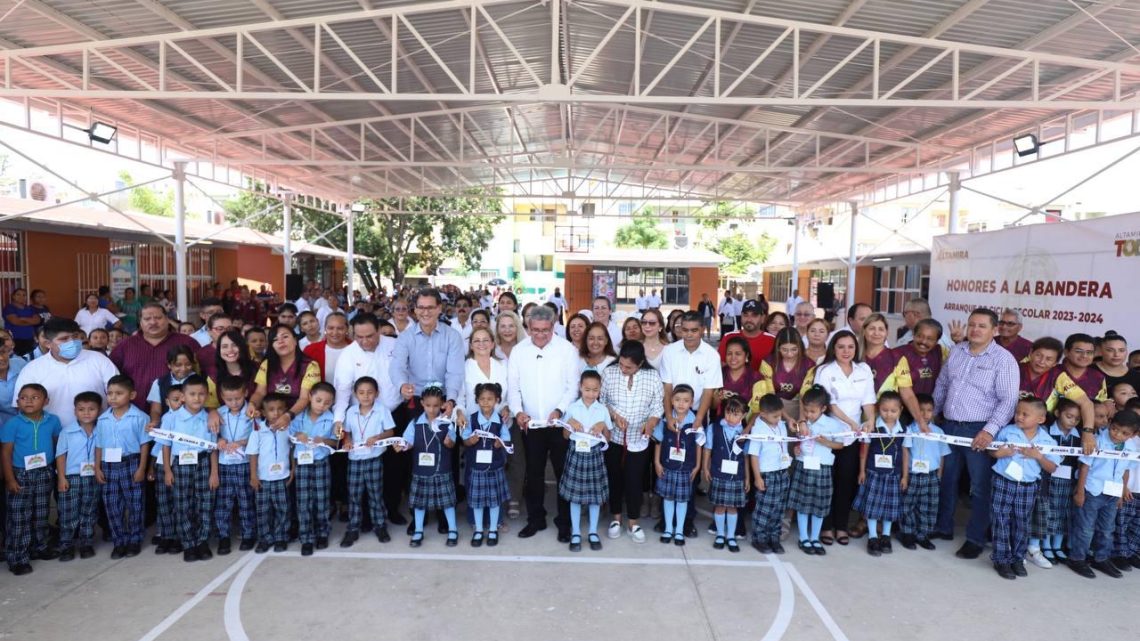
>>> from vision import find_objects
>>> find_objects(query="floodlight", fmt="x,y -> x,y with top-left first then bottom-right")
87,121 -> 118,144
1013,133 -> 1040,157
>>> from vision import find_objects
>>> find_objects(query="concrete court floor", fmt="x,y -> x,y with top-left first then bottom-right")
0,496 -> 1131,641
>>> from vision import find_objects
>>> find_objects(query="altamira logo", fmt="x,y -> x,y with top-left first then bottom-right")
937,249 -> 968,260
1114,235 -> 1140,257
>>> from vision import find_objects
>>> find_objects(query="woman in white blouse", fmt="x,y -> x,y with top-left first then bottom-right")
638,309 -> 669,370
810,330 -> 876,547
494,310 -> 524,361
75,294 -> 122,335
462,327 -> 522,520
579,321 -> 617,374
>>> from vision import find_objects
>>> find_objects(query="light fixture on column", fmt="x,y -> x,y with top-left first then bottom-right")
1012,133 -> 1040,157
64,120 -> 118,144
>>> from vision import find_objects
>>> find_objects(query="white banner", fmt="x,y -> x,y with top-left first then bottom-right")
929,211 -> 1140,339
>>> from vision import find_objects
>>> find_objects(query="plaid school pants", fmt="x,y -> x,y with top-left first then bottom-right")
5,467 -> 52,565
59,474 -> 101,548
172,454 -> 215,548
256,479 -> 289,544
296,458 -> 331,544
214,462 -> 256,541
102,455 -> 145,546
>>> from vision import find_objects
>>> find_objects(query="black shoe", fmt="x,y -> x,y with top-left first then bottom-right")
727,538 -> 740,553
557,530 -> 571,544
388,512 -> 408,526
1129,554 -> 1140,570
273,541 -> 287,553
867,538 -> 882,557
660,533 -> 672,544
929,531 -> 954,541
239,538 -> 256,551
446,531 -> 459,547
1069,560 -> 1096,578
376,526 -> 391,543
569,535 -> 582,552
879,535 -> 893,555
197,543 -> 212,560
11,563 -> 33,576
315,537 -> 329,550
150,534 -> 160,545
154,539 -> 168,555
406,521 -> 415,536
301,543 -> 314,557
79,546 -> 95,559
900,534 -> 917,550
673,535 -> 685,547
1011,560 -> 1027,577
255,542 -> 270,554
34,547 -> 59,561
111,546 -> 126,560
518,523 -> 546,538
471,532 -> 484,548
916,537 -> 936,551
167,541 -> 183,554
955,541 -> 984,559
713,536 -> 726,550
684,524 -> 698,538
409,533 -> 423,548
1092,559 -> 1123,578
58,547 -> 75,562
769,540 -> 785,555
752,540 -> 771,554
811,540 -> 826,556
487,533 -> 499,547
1110,556 -> 1133,572
127,543 -> 142,557
993,563 -> 1016,580
217,539 -> 232,555
340,531 -> 359,548
799,540 -> 815,555
589,533 -> 602,551
183,548 -> 199,563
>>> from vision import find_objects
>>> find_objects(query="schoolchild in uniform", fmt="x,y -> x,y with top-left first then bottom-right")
55,392 -> 102,561
399,384 -> 459,547
788,385 -> 847,556
148,385 -> 183,554
1112,420 -> 1140,571
702,396 -> 750,553
213,376 -> 256,555
989,397 -> 1060,580
340,377 -> 397,548
146,345 -> 197,428
558,370 -> 611,552
248,394 -> 293,553
853,391 -> 908,557
654,384 -> 702,546
289,382 -> 339,556
162,375 -> 218,562
1069,408 -> 1140,579
1027,397 -> 1081,567
747,393 -> 792,554
1,383 -> 62,575
93,374 -> 152,559
461,383 -> 511,548
900,393 -> 950,550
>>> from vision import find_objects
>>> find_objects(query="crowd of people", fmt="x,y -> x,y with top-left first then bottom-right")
2,279 -> 1139,584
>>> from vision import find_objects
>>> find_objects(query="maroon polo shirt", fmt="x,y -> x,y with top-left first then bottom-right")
998,335 -> 1033,363
110,332 -> 201,411
197,345 -> 218,380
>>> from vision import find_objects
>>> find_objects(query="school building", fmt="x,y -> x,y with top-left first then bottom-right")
560,248 -> 723,317
762,248 -> 931,317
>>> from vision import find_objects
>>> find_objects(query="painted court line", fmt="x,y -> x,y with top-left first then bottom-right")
760,554 -> 795,641
223,554 -> 265,641
135,552 -> 255,641
784,562 -> 850,641
264,549 -> 773,568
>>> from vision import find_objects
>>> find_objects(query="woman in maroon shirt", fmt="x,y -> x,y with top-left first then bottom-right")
716,336 -> 761,419
248,324 -> 321,429
860,313 -> 899,397
761,327 -> 814,422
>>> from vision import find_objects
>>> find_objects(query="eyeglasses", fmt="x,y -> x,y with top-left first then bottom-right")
1070,349 -> 1095,357
998,320 -> 1019,327
415,306 -> 438,312
641,320 -> 659,326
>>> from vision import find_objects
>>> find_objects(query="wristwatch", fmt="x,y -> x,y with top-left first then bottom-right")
1080,427 -> 1095,434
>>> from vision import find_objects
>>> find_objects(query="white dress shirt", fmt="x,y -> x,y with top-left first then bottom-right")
75,308 -> 120,335
659,340 -> 724,404
506,336 -> 579,420
813,360 -> 876,425
12,349 -> 118,426
332,337 -> 401,422
449,317 -> 475,341
648,294 -> 662,308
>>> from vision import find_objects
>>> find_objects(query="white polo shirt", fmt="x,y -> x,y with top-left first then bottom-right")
12,349 -> 118,426
812,360 -> 876,425
659,340 -> 724,404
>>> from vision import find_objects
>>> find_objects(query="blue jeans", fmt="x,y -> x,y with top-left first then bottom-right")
1070,492 -> 1118,562
936,420 -> 991,545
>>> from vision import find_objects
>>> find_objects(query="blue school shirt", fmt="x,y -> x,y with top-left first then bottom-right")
289,410 -> 336,462
461,411 -> 514,443
94,405 -> 151,458
217,404 -> 254,466
55,423 -> 97,475
246,421 -> 291,481
863,418 -> 906,475
652,409 -> 696,442
0,370 -> 18,423
747,418 -> 792,473
1047,423 -> 1082,473
795,415 -> 846,466
563,399 -> 612,454
347,405 -> 397,461
1079,430 -> 1139,496
991,425 -> 1060,483
903,422 -> 951,473
146,374 -> 189,404
1,412 -> 63,469
161,407 -> 215,457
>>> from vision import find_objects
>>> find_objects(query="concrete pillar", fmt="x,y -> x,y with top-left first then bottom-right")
173,162 -> 188,321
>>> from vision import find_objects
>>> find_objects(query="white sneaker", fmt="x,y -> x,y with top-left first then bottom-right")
629,525 -> 646,544
607,520 -> 623,539
1027,547 -> 1053,569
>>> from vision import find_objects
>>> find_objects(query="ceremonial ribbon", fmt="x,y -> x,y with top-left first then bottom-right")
471,429 -> 515,455
150,429 -> 217,451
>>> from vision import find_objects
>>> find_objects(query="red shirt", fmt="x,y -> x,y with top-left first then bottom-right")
110,332 -> 201,411
717,331 -> 775,370
302,340 -> 329,380
998,335 -> 1033,363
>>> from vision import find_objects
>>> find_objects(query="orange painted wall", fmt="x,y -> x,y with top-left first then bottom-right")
215,248 -> 239,289
235,246 -> 284,294
564,264 -> 593,318
24,231 -> 110,318
689,267 -> 719,310
854,265 -> 875,308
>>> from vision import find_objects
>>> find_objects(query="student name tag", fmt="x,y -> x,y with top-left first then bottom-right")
269,462 -> 284,475
104,447 -> 123,463
1104,481 -> 1124,498
574,438 -> 591,453
780,454 -> 792,468
23,453 -> 47,470
178,451 -> 198,466
720,460 -> 739,475
475,449 -> 493,464
803,456 -> 822,471
418,452 -> 436,467
912,460 -> 931,474
1052,464 -> 1072,480
874,454 -> 893,469
298,450 -> 314,465
1005,460 -> 1024,482
80,462 -> 96,477
668,447 -> 686,462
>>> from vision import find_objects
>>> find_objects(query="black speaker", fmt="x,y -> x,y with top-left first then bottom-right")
816,282 -> 835,310
285,274 -> 304,301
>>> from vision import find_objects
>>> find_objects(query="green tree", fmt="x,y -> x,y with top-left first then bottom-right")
119,170 -> 174,217
614,209 -> 669,249
712,232 -> 776,276
695,201 -> 754,231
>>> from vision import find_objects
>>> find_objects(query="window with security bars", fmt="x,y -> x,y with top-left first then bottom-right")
134,242 -> 214,307
873,264 -> 928,314
0,231 -> 26,308
594,266 -> 688,305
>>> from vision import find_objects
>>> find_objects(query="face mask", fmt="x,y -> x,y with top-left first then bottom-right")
58,339 -> 83,360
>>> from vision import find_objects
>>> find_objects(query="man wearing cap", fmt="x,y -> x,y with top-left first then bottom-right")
717,299 -> 774,369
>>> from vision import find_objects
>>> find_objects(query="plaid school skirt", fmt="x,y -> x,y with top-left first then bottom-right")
409,472 -> 457,510
788,461 -> 832,518
466,467 -> 510,509
709,477 -> 746,508
656,467 -> 693,502
559,448 -> 608,505
853,471 -> 902,521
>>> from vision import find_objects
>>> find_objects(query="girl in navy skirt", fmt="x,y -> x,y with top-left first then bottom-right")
461,383 -> 511,548
1029,397 -> 1081,566
653,384 -> 702,546
853,391 -> 908,557
559,371 -> 611,552
702,396 -> 749,552
788,386 -> 847,555
397,385 -> 458,548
